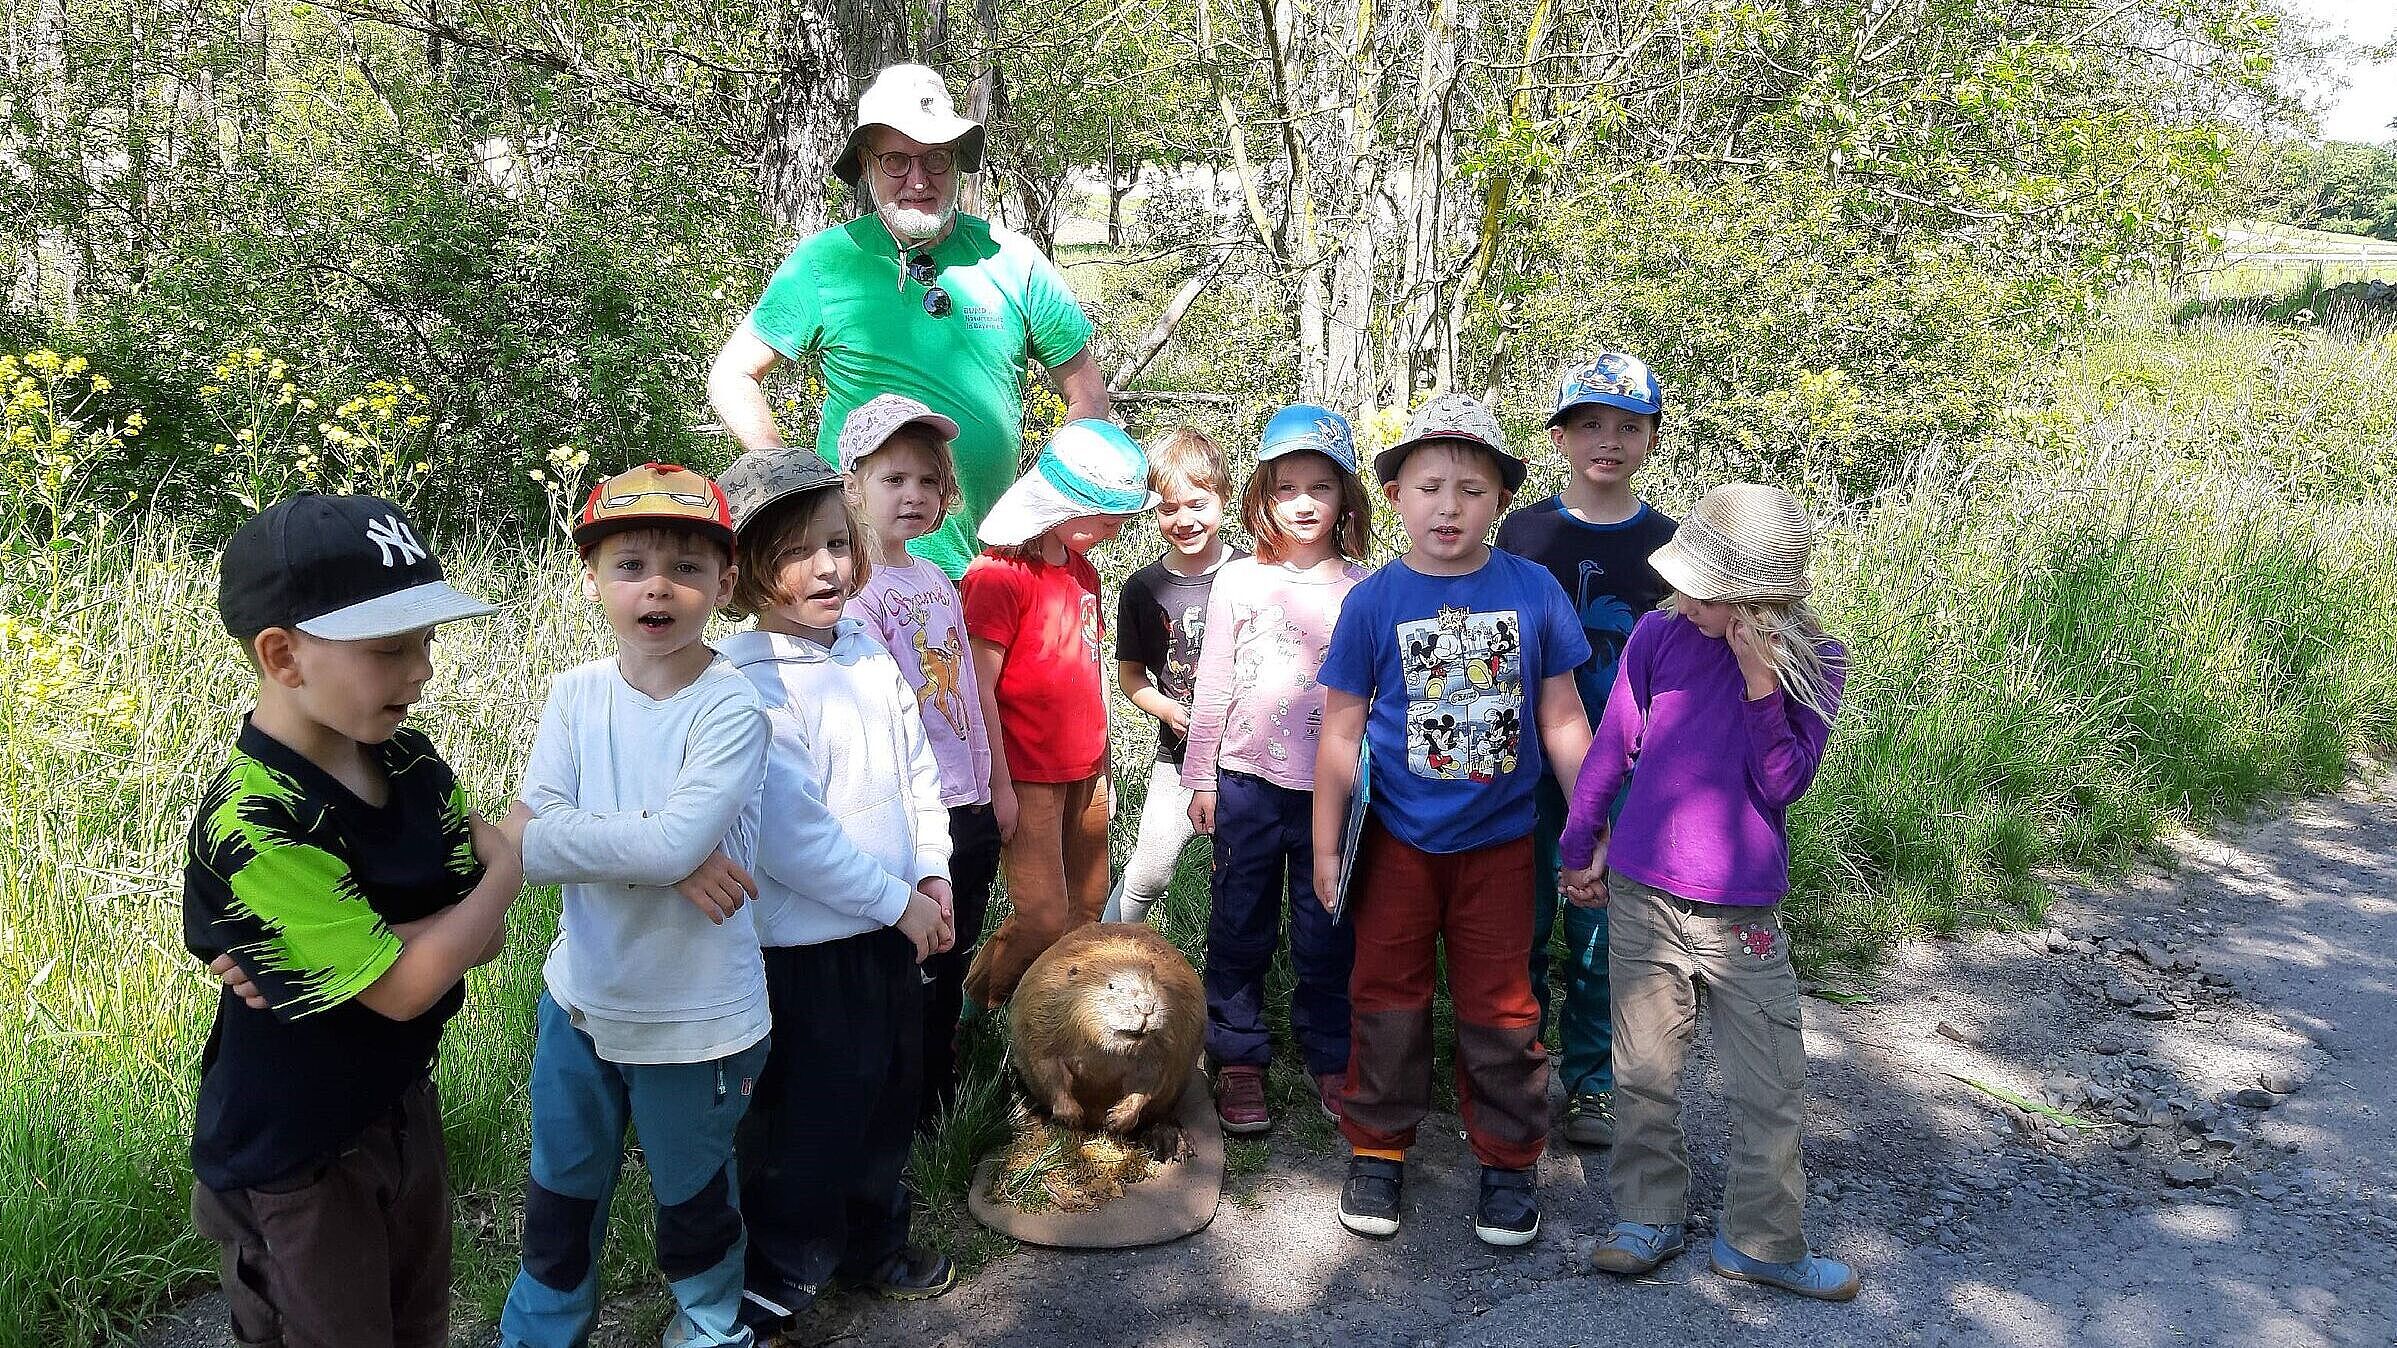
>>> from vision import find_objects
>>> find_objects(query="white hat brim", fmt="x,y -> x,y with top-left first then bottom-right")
977,475 -> 1157,548
296,580 -> 499,640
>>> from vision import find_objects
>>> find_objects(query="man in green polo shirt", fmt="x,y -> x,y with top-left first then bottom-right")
708,64 -> 1111,579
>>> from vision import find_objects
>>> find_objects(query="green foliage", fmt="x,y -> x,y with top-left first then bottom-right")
1501,170 -> 2036,499
2257,139 -> 2397,239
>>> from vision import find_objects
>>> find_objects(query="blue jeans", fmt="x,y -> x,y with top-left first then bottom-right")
1530,777 -> 1614,1097
1203,771 -> 1354,1077
501,992 -> 768,1348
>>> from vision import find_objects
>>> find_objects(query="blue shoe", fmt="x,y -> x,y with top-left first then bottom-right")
1709,1233 -> 1859,1301
1590,1220 -> 1686,1274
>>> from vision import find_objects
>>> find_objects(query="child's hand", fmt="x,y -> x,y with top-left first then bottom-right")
1160,701 -> 1192,739
471,813 -> 525,887
206,952 -> 269,1011
493,800 -> 534,851
1313,854 -> 1342,914
1562,865 -> 1609,909
1728,618 -> 1781,699
918,876 -> 955,926
1187,790 -> 1216,835
993,781 -> 1019,845
895,889 -> 951,962
674,848 -> 758,925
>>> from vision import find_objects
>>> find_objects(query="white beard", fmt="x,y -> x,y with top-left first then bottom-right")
878,200 -> 954,245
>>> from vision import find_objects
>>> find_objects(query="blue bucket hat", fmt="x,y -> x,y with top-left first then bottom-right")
978,419 -> 1160,547
1258,403 -> 1359,474
1550,352 -> 1664,425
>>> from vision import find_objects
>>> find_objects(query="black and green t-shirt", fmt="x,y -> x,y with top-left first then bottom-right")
182,718 -> 482,1192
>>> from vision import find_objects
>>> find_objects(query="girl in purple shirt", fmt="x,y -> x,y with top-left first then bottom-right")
1558,483 -> 1859,1303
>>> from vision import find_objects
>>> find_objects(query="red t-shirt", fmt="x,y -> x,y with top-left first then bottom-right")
960,549 -> 1108,783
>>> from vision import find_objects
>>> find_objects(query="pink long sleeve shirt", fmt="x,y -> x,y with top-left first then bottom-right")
1179,556 -> 1369,793
1560,610 -> 1847,905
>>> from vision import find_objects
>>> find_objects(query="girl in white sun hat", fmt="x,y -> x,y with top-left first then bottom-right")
957,418 -> 1159,1008
1557,482 -> 1858,1302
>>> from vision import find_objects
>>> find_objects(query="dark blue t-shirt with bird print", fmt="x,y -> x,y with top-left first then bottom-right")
1495,497 -> 1678,724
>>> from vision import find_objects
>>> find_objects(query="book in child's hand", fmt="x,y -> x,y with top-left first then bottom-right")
1328,739 -> 1370,923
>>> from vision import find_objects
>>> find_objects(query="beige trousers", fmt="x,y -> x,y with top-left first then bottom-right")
1606,874 -> 1810,1263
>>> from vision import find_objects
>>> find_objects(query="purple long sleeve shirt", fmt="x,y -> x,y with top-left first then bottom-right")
1559,610 -> 1847,905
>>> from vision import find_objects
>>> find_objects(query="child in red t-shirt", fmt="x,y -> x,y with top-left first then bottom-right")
959,420 -> 1159,1007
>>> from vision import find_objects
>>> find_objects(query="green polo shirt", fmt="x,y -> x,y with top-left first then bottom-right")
747,213 -> 1096,578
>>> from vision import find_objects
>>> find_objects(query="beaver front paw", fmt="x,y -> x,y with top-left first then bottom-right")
1103,1092 -> 1151,1135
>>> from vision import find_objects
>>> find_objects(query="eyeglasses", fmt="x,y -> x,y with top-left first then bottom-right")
905,251 -> 952,318
877,148 -> 956,179
601,489 -> 713,510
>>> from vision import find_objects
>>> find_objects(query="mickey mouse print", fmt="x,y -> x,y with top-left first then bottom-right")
1399,603 -> 1524,784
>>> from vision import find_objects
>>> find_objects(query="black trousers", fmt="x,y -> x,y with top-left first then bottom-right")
737,929 -> 922,1316
921,801 -> 1002,1125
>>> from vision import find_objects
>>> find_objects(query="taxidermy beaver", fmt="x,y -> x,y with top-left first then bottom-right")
1010,923 -> 1205,1136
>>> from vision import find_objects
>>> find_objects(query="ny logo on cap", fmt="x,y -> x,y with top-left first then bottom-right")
366,514 -> 427,568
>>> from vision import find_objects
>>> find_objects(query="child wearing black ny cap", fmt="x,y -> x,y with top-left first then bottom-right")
185,492 -> 522,1348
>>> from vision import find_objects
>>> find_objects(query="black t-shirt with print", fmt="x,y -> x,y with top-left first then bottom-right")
1495,497 -> 1678,722
182,718 -> 483,1192
1114,551 -> 1244,764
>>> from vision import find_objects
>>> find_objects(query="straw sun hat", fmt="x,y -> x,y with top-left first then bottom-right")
1649,483 -> 1816,602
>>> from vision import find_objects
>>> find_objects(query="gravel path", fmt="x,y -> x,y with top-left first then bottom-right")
136,778 -> 2397,1347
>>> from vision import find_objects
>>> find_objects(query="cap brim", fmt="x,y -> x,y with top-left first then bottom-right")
1372,437 -> 1527,491
296,580 -> 499,640
841,413 -> 963,472
977,477 -> 1154,547
730,478 -> 845,537
1547,393 -> 1660,426
1257,442 -> 1360,475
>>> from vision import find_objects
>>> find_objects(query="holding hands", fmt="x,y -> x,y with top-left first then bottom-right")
1561,829 -> 1610,909
896,877 -> 957,962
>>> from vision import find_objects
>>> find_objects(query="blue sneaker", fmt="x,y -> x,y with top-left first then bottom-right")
1709,1234 -> 1859,1301
1590,1220 -> 1686,1274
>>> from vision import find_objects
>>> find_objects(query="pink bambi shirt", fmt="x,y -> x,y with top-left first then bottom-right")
1179,555 -> 1370,794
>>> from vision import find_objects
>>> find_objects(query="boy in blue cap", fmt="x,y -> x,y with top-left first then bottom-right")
1494,352 -> 1677,1148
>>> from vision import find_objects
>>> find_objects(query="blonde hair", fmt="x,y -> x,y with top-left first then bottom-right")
728,487 -> 872,618
1146,426 -> 1230,499
847,425 -> 964,518
1668,592 -> 1845,722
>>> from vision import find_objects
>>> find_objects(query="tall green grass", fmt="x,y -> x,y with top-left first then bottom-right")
7,320 -> 2397,1340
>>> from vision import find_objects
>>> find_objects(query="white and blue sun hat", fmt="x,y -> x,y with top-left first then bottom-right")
1550,351 -> 1664,425
978,419 -> 1160,547
1258,403 -> 1359,474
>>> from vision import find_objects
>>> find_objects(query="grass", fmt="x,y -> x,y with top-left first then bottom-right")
6,311 -> 2397,1341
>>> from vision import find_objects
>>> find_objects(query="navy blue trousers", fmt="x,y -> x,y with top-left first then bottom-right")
1203,771 -> 1354,1076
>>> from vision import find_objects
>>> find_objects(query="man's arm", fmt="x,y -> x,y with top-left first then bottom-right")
1047,346 -> 1111,424
706,319 -> 789,455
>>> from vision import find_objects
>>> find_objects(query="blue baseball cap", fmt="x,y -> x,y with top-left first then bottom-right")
1549,352 -> 1663,425
978,419 -> 1159,546
1258,403 -> 1359,474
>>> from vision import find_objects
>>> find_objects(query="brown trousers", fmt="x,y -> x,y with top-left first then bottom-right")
190,1075 -> 450,1348
1607,874 -> 1810,1262
962,772 -> 1113,1007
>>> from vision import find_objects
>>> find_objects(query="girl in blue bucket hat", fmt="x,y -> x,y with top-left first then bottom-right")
958,420 -> 1159,1007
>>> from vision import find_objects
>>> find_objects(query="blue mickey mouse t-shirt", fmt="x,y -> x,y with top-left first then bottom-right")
1320,550 -> 1589,854
1494,497 -> 1677,724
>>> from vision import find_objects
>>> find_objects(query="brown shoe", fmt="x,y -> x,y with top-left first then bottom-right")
1215,1065 -> 1270,1134
1315,1072 -> 1345,1121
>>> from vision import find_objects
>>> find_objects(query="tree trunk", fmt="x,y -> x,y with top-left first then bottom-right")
756,0 -> 905,233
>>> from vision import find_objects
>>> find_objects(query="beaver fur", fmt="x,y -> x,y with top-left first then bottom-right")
1009,922 -> 1205,1135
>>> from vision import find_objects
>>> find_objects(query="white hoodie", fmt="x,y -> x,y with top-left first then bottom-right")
718,622 -> 953,948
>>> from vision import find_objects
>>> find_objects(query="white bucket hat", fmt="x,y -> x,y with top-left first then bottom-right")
979,420 -> 1159,547
837,393 -> 962,472
833,65 -> 987,188
1649,483 -> 1816,602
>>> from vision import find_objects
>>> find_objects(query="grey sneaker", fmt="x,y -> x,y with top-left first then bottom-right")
1563,1090 -> 1616,1146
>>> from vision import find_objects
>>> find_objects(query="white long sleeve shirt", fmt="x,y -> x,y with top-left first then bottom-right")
718,623 -> 952,949
518,655 -> 770,1064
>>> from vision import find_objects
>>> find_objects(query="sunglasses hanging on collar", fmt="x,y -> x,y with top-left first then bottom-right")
898,250 -> 952,318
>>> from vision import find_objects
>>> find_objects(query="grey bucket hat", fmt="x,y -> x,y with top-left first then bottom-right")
833,65 -> 988,188
719,448 -> 846,539
1372,393 -> 1526,491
